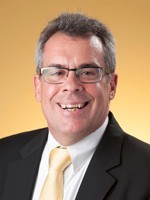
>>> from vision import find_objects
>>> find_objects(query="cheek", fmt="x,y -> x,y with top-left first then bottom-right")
40,84 -> 59,123
40,83 -> 58,106
88,82 -> 109,99
87,82 -> 110,109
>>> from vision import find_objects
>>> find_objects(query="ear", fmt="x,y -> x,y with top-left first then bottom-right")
109,73 -> 118,100
34,75 -> 42,102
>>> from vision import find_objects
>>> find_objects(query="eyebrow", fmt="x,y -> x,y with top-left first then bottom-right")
45,63 -> 101,69
79,63 -> 101,69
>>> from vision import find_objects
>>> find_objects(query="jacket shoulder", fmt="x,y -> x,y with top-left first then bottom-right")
122,133 -> 150,167
0,128 -> 48,153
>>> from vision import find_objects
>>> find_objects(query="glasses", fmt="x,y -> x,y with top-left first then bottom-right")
38,66 -> 111,84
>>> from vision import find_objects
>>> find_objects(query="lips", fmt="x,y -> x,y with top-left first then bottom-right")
58,102 -> 89,111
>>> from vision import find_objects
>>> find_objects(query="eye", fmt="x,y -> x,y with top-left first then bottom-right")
80,68 -> 97,76
47,68 -> 66,76
83,71 -> 94,75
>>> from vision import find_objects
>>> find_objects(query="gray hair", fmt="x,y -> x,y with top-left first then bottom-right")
36,13 -> 116,73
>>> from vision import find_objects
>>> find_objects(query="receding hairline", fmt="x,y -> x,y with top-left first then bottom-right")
43,31 -> 104,50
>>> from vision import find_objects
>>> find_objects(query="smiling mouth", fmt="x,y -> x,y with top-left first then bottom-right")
58,102 -> 89,111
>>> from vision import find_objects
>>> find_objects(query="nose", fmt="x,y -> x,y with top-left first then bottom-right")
61,71 -> 84,92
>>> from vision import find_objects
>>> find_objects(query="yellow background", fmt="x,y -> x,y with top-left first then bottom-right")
0,0 -> 150,143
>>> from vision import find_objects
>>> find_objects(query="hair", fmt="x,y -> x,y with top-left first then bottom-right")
36,13 -> 116,73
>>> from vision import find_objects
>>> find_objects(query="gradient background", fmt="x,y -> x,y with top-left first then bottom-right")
0,0 -> 150,143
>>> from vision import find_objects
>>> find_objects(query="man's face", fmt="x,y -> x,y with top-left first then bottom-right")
34,33 -> 117,145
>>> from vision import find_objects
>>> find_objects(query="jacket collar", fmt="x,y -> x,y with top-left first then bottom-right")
3,128 -> 48,200
75,112 -> 124,200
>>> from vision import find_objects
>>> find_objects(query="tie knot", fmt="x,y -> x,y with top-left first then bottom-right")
50,147 -> 71,172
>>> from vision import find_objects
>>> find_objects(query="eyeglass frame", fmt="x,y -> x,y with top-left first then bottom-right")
37,65 -> 111,84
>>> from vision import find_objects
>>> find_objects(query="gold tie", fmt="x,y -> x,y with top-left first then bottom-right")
40,147 -> 71,200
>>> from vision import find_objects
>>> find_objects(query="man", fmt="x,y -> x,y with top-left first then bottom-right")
0,13 -> 150,200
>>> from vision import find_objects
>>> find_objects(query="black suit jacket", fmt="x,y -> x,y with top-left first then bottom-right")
0,113 -> 150,200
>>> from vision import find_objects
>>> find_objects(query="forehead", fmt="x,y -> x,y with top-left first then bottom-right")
43,33 -> 104,67
44,32 -> 103,51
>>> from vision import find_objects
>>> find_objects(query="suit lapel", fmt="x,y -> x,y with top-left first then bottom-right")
3,129 -> 48,200
75,157 -> 116,200
76,113 -> 124,200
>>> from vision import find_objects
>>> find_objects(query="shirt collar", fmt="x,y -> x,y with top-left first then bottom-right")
47,116 -> 108,173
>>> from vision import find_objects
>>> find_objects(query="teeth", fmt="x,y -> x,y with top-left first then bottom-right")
68,108 -> 78,112
61,104 -> 66,109
60,103 -> 85,110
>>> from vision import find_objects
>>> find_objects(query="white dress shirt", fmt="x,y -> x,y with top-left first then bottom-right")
32,117 -> 108,200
